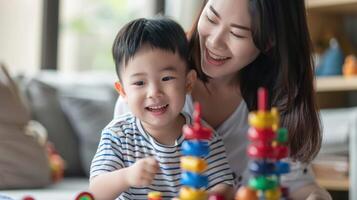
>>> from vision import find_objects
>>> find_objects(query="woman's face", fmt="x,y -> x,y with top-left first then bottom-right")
197,0 -> 260,81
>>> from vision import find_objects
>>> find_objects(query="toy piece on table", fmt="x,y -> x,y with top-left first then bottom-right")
22,196 -> 35,200
343,54 -> 357,76
46,142 -> 65,182
236,87 -> 290,200
148,191 -> 162,200
75,191 -> 95,200
208,194 -> 225,200
178,103 -> 212,200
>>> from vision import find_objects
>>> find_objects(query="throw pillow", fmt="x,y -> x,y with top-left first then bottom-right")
59,84 -> 116,176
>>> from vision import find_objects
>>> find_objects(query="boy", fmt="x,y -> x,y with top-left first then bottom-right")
89,18 -> 234,200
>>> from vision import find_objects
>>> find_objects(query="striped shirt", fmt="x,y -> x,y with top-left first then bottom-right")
90,112 -> 234,200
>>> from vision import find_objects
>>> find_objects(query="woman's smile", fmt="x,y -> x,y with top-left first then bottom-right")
205,48 -> 231,66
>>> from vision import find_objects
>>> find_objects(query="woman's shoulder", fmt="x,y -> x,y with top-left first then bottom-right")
104,112 -> 136,135
182,94 -> 194,115
114,95 -> 131,118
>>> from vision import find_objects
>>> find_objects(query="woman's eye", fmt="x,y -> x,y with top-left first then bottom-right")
206,15 -> 216,24
162,76 -> 175,81
231,31 -> 245,39
133,81 -> 144,86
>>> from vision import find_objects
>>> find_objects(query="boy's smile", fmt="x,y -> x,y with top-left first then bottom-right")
145,104 -> 169,116
116,44 -> 196,142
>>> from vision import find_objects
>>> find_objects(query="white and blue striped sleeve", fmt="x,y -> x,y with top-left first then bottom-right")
90,127 -> 125,180
205,134 -> 235,189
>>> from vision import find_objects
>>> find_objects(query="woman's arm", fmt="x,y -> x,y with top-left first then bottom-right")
113,96 -> 131,118
291,183 -> 332,200
279,160 -> 332,200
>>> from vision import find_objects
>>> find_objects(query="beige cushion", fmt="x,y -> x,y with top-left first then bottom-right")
0,64 -> 51,189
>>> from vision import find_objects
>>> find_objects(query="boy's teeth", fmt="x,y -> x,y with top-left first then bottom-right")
150,105 -> 165,109
147,104 -> 168,111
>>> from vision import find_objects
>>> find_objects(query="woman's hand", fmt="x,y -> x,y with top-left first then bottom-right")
306,188 -> 332,200
291,183 -> 332,200
127,157 -> 159,187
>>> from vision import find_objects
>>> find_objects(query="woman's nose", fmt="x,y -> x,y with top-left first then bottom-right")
208,27 -> 226,50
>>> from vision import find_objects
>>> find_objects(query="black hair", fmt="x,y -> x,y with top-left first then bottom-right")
112,17 -> 189,80
188,0 -> 321,163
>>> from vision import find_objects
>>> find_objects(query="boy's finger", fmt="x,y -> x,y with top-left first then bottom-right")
145,164 -> 159,174
142,172 -> 155,180
145,157 -> 158,164
145,158 -> 159,169
143,163 -> 159,177
141,174 -> 155,185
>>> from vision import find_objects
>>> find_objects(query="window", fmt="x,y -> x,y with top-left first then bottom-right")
58,0 -> 158,72
0,0 -> 43,75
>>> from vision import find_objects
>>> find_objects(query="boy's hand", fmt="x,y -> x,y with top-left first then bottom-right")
127,157 -> 159,187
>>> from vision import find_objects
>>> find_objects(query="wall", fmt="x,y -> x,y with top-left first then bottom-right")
0,0 -> 43,75
165,0 -> 204,30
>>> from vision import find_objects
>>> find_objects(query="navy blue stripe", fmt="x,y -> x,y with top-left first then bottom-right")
91,158 -> 124,167
209,144 -> 225,153
207,155 -> 227,165
91,163 -> 119,171
119,191 -> 132,200
131,187 -> 177,193
207,150 -> 227,161
207,167 -> 232,179
154,176 -> 181,182
91,168 -> 111,174
209,139 -> 222,147
102,133 -> 182,154
155,171 -> 181,177
206,161 -> 230,173
207,176 -> 235,190
95,147 -> 122,156
99,142 -> 183,159
151,182 -> 182,188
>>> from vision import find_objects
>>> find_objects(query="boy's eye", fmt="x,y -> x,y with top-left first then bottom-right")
132,81 -> 144,86
162,76 -> 175,81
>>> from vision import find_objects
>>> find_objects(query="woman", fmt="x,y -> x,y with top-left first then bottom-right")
115,0 -> 331,199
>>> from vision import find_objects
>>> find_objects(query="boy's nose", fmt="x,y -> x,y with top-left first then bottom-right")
147,84 -> 163,99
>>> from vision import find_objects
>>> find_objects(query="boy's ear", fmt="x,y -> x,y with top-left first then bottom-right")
185,70 -> 197,94
114,81 -> 126,97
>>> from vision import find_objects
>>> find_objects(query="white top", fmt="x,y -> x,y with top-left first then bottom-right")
114,95 -> 315,192
91,112 -> 234,200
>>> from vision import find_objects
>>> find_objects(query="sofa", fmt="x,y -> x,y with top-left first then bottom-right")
1,70 -> 118,200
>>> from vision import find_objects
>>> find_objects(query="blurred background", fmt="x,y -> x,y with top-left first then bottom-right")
0,0 -> 204,75
1,0 -> 357,199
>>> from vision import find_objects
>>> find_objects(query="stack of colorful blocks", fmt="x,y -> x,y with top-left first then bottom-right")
236,88 -> 290,200
179,103 -> 212,200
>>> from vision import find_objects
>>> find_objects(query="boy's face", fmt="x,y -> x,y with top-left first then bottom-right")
116,45 -> 196,129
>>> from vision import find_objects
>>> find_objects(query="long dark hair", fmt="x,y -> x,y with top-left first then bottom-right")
188,0 -> 321,163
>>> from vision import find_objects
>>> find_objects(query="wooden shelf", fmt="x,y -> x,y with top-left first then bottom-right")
316,76 -> 357,92
307,0 -> 357,8
306,0 -> 357,13
316,177 -> 349,191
